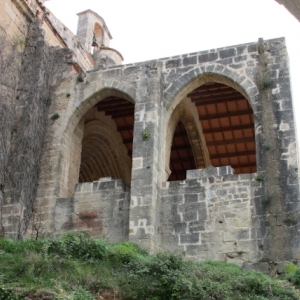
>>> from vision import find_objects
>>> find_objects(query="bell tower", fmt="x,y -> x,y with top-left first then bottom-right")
76,9 -> 123,68
76,9 -> 112,53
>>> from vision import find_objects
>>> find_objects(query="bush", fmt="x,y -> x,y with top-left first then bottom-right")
109,241 -> 148,263
73,288 -> 94,300
0,288 -> 24,300
46,232 -> 108,261
1,235 -> 300,300
285,263 -> 300,288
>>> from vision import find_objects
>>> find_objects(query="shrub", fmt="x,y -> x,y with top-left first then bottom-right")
285,263 -> 300,288
46,232 -> 108,261
1,236 -> 300,299
109,241 -> 148,263
0,288 -> 24,300
73,288 -> 94,300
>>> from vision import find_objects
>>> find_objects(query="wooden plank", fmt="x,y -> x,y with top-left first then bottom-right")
106,109 -> 135,117
117,125 -> 134,132
188,87 -> 238,98
210,150 -> 256,159
199,109 -> 253,120
206,137 -> 255,146
192,94 -> 245,105
203,123 -> 254,133
97,102 -> 134,112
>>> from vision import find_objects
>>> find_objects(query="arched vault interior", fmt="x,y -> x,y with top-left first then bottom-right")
79,96 -> 135,184
168,82 -> 256,181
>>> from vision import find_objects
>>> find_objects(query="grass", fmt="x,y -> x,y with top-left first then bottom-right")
0,232 -> 299,300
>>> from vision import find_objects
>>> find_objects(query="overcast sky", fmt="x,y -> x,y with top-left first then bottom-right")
45,0 -> 300,140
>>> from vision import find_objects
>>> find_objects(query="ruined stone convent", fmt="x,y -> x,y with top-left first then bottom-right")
1,0 -> 300,268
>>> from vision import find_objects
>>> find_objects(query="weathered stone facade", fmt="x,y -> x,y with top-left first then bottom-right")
1,0 -> 300,267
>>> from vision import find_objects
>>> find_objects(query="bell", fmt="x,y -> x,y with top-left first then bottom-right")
92,33 -> 98,47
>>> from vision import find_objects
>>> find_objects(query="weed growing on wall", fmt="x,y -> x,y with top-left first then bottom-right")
142,129 -> 151,140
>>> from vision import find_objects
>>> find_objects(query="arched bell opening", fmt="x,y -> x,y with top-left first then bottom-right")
94,23 -> 103,46
79,96 -> 135,185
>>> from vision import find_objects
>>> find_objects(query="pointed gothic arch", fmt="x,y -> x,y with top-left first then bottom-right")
165,72 -> 258,181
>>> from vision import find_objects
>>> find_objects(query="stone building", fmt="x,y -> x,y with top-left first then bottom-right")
0,0 -> 300,267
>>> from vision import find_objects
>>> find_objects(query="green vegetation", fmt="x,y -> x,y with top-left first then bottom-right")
142,128 -> 151,140
255,173 -> 265,182
0,233 -> 299,300
50,113 -> 60,120
261,192 -> 275,208
258,77 -> 273,91
263,142 -> 272,151
285,263 -> 300,288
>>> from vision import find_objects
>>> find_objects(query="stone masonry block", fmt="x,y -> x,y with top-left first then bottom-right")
198,52 -> 218,63
180,233 -> 199,244
99,180 -> 116,190
184,194 -> 199,203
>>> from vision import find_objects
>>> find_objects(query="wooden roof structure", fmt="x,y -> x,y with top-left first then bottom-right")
169,82 -> 256,181
89,82 -> 256,182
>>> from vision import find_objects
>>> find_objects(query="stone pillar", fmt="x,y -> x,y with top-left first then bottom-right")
256,38 -> 300,261
129,61 -> 163,252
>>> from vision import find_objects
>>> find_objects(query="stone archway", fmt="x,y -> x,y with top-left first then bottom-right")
66,92 -> 135,196
164,70 -> 259,180
165,97 -> 210,181
37,72 -> 137,200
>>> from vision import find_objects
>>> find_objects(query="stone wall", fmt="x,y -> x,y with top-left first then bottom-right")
1,0 -> 28,41
161,166 -> 262,266
54,177 -> 130,242
33,36 -> 299,262
1,1 -> 299,265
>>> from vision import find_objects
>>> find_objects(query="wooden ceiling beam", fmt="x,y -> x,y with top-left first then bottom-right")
97,102 -> 134,112
210,150 -> 256,159
188,88 -> 238,98
192,94 -> 245,105
171,137 -> 254,150
117,125 -> 134,132
99,96 -> 123,102
170,157 -> 194,163
188,83 -> 230,95
106,109 -> 135,117
206,137 -> 255,146
171,144 -> 196,150
172,124 -> 255,138
203,123 -> 254,133
199,109 -> 253,120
